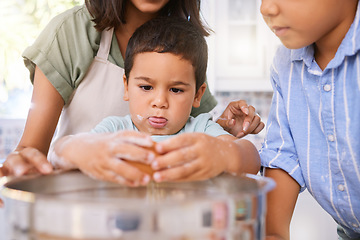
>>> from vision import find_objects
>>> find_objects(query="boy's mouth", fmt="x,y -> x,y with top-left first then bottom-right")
148,116 -> 168,128
271,26 -> 289,37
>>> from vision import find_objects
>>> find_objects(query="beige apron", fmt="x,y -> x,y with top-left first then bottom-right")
51,28 -> 129,149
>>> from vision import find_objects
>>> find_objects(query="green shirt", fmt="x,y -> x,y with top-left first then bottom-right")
22,5 -> 217,116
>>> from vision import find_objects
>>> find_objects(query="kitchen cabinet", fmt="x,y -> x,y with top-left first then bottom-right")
202,0 -> 280,92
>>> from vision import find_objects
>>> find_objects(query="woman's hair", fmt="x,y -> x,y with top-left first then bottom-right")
124,17 -> 208,91
84,0 -> 211,36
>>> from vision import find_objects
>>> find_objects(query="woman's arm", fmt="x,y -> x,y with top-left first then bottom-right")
0,66 -> 63,176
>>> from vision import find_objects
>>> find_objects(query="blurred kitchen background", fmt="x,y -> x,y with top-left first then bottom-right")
0,0 -> 337,239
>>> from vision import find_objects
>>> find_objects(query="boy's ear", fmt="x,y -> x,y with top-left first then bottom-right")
123,74 -> 129,101
192,83 -> 207,108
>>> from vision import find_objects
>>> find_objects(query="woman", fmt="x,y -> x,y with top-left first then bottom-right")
1,0 -> 263,183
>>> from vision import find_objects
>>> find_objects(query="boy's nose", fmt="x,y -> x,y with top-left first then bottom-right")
152,92 -> 169,109
260,0 -> 279,17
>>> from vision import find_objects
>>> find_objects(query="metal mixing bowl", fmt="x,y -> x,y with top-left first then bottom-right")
1,170 -> 274,240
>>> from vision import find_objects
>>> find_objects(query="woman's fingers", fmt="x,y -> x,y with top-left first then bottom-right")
2,148 -> 52,176
20,148 -> 53,174
2,152 -> 30,176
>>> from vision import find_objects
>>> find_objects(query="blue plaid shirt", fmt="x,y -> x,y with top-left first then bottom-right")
260,2 -> 360,238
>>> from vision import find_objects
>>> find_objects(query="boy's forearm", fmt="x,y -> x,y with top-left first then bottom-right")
219,136 -> 261,175
49,135 -> 79,170
264,168 -> 300,240
233,139 -> 261,174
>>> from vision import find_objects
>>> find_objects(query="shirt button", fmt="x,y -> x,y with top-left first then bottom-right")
328,135 -> 335,142
323,84 -> 332,91
337,184 -> 345,191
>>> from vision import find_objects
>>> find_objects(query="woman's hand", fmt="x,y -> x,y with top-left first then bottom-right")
51,131 -> 156,186
0,148 -> 53,208
0,148 -> 53,177
0,66 -> 64,178
216,100 -> 264,138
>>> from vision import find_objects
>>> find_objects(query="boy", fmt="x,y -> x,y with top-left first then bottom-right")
259,0 -> 360,239
51,17 -> 260,187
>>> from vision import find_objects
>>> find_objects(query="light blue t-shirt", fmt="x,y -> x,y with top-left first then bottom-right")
91,113 -> 230,142
260,2 -> 360,238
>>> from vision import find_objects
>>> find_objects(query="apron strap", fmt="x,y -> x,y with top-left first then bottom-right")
96,28 -> 114,60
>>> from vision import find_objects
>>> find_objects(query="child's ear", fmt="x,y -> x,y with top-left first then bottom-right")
123,74 -> 129,101
192,83 -> 207,108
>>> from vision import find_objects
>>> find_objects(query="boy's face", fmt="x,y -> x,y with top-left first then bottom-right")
124,52 -> 206,135
260,0 -> 357,49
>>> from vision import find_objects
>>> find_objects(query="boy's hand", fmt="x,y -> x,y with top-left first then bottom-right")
216,100 -> 264,138
149,133 -> 237,182
52,131 -> 156,187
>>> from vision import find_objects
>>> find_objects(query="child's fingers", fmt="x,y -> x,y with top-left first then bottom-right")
240,105 -> 250,116
231,100 -> 249,115
113,131 -> 153,147
155,133 -> 197,154
243,117 -> 260,134
110,142 -> 154,164
100,159 -> 151,186
152,161 -> 200,182
242,109 -> 263,134
252,121 -> 265,134
151,145 -> 197,171
215,118 -> 235,134
244,105 -> 256,119
83,167 -> 136,186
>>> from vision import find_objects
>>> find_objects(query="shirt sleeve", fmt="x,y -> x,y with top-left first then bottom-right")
185,113 -> 231,137
22,5 -> 99,104
91,115 -> 135,133
203,116 -> 231,137
259,61 -> 306,191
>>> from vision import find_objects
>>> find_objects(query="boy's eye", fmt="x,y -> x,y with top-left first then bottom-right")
170,88 -> 184,93
140,85 -> 152,91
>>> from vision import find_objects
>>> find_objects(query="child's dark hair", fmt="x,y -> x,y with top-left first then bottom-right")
124,17 -> 208,91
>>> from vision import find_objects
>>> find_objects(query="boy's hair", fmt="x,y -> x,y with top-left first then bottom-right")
124,17 -> 208,91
